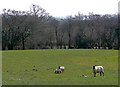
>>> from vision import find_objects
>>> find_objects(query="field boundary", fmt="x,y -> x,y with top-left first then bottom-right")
1,85 -> 119,87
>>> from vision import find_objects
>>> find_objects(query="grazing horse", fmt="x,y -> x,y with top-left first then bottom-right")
92,65 -> 104,77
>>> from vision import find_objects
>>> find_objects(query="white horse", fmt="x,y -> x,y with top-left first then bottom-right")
92,65 -> 104,77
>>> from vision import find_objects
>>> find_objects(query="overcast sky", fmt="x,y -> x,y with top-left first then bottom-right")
0,0 -> 119,17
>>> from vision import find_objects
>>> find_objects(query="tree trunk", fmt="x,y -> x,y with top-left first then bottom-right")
22,35 -> 25,50
64,44 -> 66,49
68,32 -> 71,49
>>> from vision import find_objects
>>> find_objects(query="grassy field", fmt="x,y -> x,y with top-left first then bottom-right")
2,49 -> 118,85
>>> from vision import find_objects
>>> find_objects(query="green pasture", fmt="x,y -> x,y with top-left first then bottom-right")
2,49 -> 118,85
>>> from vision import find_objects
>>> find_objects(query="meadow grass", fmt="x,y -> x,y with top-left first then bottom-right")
2,49 -> 118,85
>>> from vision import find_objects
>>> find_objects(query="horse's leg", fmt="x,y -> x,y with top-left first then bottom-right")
100,72 -> 101,76
94,72 -> 96,77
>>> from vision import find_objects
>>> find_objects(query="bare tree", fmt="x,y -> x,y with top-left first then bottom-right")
65,16 -> 74,48
49,18 -> 59,48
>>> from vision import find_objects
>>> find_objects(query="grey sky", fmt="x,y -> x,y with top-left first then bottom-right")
0,0 -> 119,17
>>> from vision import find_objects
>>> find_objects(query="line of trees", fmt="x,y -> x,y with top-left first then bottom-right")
2,4 -> 120,50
